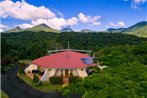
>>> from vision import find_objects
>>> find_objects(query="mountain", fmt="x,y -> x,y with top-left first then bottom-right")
26,23 -> 60,33
107,28 -> 126,33
107,21 -> 147,37
123,21 -> 147,37
81,29 -> 96,33
4,26 -> 23,33
61,26 -> 74,32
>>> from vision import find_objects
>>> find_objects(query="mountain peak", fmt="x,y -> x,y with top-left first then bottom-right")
27,23 -> 60,33
128,21 -> 147,29
15,26 -> 22,30
4,26 -> 23,33
106,21 -> 147,37
38,23 -> 50,28
61,26 -> 74,32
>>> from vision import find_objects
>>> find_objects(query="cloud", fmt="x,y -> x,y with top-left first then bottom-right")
51,8 -> 64,18
0,0 -> 55,20
109,21 -> 126,27
18,23 -> 33,29
0,29 -> 3,32
109,22 -> 117,27
33,18 -> 68,30
0,24 -> 9,29
93,22 -> 101,26
118,21 -> 126,27
17,13 -> 101,30
0,24 -> 9,32
1,0 -> 102,30
78,13 -> 101,25
132,0 -> 147,9
124,0 -> 147,9
133,0 -> 147,4
19,17 -> 78,30
67,17 -> 78,26
78,13 -> 89,23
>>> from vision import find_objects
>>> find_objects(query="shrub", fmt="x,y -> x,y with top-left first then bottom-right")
50,76 -> 63,85
33,74 -> 39,85
18,65 -> 24,74
38,81 -> 43,86
69,76 -> 80,84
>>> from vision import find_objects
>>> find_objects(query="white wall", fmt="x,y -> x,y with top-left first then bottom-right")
77,68 -> 88,78
55,69 -> 62,76
24,64 -> 37,73
72,69 -> 79,76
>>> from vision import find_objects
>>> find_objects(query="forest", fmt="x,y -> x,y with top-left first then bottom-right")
60,42 -> 147,98
1,31 -> 147,97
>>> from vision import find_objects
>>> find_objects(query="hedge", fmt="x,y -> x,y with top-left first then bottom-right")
69,76 -> 80,84
50,76 -> 63,85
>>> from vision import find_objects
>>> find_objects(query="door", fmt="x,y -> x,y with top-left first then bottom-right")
65,69 -> 69,77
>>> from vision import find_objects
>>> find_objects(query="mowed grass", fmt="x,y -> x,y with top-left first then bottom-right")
1,90 -> 9,98
17,74 -> 62,92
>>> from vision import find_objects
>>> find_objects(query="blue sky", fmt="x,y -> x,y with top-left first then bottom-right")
0,0 -> 147,31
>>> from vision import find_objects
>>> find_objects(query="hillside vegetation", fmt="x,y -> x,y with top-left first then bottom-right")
126,25 -> 147,37
26,23 -> 60,33
60,42 -> 147,98
1,31 -> 147,97
107,21 -> 147,37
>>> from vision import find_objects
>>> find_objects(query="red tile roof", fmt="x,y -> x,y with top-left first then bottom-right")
32,50 -> 96,68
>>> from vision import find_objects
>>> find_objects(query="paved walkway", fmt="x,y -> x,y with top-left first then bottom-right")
1,67 -> 81,98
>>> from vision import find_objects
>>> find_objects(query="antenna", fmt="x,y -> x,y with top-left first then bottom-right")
68,41 -> 70,50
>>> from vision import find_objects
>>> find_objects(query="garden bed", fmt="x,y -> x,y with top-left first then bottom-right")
17,74 -> 62,92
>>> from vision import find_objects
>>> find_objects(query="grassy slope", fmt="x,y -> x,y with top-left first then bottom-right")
126,25 -> 147,37
28,25 -> 60,33
1,90 -> 9,98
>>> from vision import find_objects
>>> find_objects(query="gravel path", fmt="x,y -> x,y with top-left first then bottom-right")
1,67 -> 81,98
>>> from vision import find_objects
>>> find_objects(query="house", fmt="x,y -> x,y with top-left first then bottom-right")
24,49 -> 96,82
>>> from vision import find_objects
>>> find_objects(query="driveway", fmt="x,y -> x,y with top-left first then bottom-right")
1,67 -> 81,98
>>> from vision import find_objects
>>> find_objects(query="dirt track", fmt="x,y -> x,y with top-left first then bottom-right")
1,67 -> 81,98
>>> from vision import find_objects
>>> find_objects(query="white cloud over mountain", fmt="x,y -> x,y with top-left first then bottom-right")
0,0 -> 102,30
118,22 -> 126,27
31,18 -> 67,30
109,21 -> 126,27
18,23 -> 33,29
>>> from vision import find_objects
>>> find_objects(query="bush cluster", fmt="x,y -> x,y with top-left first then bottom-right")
50,76 -> 63,85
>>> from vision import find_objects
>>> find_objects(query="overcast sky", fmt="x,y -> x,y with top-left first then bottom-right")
0,0 -> 147,32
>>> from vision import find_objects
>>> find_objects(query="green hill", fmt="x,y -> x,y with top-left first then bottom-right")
107,21 -> 147,37
26,23 -> 60,33
124,21 -> 147,37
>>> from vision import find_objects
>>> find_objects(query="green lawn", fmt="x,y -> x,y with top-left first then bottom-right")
1,90 -> 9,98
17,74 -> 62,92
